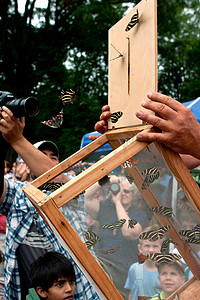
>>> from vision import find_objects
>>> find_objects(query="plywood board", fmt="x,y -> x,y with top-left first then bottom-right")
108,0 -> 157,129
167,277 -> 200,299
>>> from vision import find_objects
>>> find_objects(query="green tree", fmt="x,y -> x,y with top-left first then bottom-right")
0,0 -> 199,159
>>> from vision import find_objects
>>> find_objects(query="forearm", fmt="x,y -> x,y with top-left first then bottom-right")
115,202 -> 141,239
180,154 -> 200,169
11,136 -> 58,178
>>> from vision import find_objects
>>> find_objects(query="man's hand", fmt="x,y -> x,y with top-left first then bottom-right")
135,92 -> 200,159
0,106 -> 25,146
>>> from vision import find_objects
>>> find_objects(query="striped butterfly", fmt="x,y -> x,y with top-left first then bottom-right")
151,206 -> 173,218
161,239 -> 178,253
138,253 -> 181,264
185,238 -> 200,244
96,246 -> 120,254
40,109 -> 63,129
39,182 -> 64,191
100,219 -> 126,230
141,167 -> 160,189
84,226 -> 100,243
139,225 -> 170,241
125,9 -> 139,32
128,219 -> 138,228
59,89 -> 76,105
110,111 -> 123,123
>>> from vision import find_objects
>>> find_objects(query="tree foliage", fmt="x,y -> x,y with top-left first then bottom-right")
0,0 -> 199,159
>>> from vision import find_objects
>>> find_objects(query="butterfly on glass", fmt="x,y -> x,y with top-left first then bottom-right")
160,239 -> 178,253
138,253 -> 181,264
150,206 -> 173,218
100,219 -> 126,230
125,9 -> 139,32
139,225 -> 170,241
128,219 -> 138,228
110,111 -> 123,123
84,226 -> 100,243
141,167 -> 160,189
95,246 -> 120,254
59,89 -> 76,105
40,109 -> 63,128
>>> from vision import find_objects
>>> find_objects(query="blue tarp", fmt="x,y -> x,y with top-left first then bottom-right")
182,97 -> 200,123
80,131 -> 112,152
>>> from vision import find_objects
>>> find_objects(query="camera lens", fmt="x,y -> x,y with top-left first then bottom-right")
110,182 -> 120,195
23,97 -> 39,117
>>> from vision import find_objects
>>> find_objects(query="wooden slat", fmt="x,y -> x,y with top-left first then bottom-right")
155,142 -> 200,216
40,199 -> 123,299
30,133 -> 109,188
167,276 -> 200,299
44,135 -> 150,208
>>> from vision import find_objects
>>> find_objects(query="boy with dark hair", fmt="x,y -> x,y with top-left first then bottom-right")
27,251 -> 76,300
150,261 -> 185,300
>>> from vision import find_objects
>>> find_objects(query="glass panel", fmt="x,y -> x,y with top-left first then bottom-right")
55,141 -> 200,299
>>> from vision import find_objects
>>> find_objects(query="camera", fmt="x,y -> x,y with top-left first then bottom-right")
0,91 -> 39,117
110,182 -> 120,195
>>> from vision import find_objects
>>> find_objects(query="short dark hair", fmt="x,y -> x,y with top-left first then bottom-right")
30,251 -> 76,291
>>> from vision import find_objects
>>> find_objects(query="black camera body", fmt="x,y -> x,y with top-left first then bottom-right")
0,91 -> 39,117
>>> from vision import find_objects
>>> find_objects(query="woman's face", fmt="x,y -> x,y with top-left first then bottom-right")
120,180 -> 133,210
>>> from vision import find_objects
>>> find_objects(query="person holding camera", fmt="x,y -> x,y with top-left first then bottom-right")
85,175 -> 147,299
0,105 -> 100,300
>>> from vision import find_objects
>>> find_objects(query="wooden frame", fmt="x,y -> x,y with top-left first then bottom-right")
23,127 -> 200,298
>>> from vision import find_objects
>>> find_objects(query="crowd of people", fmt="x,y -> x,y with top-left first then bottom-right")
0,91 -> 200,299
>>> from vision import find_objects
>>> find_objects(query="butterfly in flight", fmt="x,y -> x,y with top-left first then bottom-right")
125,9 -> 139,31
110,111 -> 123,123
59,89 -> 76,105
150,206 -> 173,218
40,109 -> 63,128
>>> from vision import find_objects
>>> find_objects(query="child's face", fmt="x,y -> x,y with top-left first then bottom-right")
45,276 -> 75,300
138,239 -> 162,256
158,265 -> 185,295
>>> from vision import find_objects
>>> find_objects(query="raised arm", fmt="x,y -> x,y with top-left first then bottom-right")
0,106 -> 69,182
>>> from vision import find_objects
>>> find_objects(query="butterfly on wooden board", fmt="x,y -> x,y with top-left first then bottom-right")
141,167 -> 160,190
150,206 -> 173,218
128,219 -> 138,228
139,225 -> 170,241
160,239 -> 178,253
39,182 -> 64,191
110,111 -> 123,123
100,219 -> 126,230
40,109 -> 63,128
96,246 -> 121,254
138,253 -> 181,264
59,89 -> 76,105
125,9 -> 139,32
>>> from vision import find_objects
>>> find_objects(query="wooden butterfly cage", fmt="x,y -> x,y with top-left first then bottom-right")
23,0 -> 200,299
